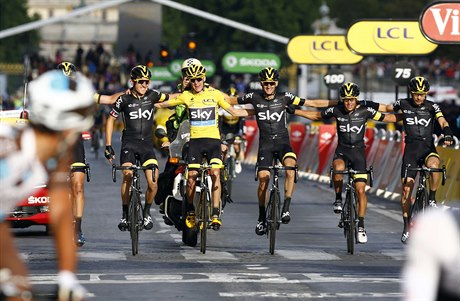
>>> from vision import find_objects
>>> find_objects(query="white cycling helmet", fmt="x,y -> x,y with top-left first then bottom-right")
181,58 -> 202,75
28,70 -> 95,132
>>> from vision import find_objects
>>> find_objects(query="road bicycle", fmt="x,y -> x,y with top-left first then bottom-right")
112,159 -> 156,256
403,164 -> 446,222
329,165 -> 373,255
255,154 -> 298,255
90,128 -> 100,159
222,134 -> 245,200
184,157 -> 223,254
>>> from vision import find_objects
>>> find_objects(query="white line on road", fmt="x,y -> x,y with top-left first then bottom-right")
219,292 -> 402,298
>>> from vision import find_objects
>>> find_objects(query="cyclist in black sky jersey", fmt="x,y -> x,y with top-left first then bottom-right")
383,76 -> 454,244
291,82 -> 401,243
105,65 -> 170,232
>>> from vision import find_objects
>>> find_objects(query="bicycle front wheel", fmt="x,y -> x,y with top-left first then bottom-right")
410,188 -> 428,223
267,191 -> 280,255
129,192 -> 142,256
92,131 -> 100,159
345,191 -> 355,254
199,188 -> 210,254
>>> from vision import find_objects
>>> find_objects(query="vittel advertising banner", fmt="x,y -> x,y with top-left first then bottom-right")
347,20 -> 438,55
287,35 -> 363,64
420,1 -> 460,44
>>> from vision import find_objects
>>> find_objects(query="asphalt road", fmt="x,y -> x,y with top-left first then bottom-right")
14,135 -> 408,300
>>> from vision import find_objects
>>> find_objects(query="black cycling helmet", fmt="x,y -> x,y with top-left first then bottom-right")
57,61 -> 77,77
339,82 -> 360,99
184,64 -> 206,79
130,65 -> 151,80
259,67 -> 279,82
408,76 -> 430,94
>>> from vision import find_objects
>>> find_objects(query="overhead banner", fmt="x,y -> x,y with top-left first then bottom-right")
168,59 -> 216,77
222,52 -> 281,74
287,35 -> 363,65
420,1 -> 460,44
347,20 -> 438,55
149,66 -> 178,82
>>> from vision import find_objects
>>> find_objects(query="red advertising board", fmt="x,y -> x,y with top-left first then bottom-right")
289,122 -> 306,155
420,1 -> 460,43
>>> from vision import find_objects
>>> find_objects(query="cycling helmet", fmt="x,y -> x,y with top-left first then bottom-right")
339,82 -> 360,99
408,76 -> 430,94
259,67 -> 279,82
184,64 -> 206,79
181,58 -> 202,74
130,65 -> 151,80
57,61 -> 77,77
28,70 -> 95,132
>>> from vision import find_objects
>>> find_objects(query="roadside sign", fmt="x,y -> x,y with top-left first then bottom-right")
392,62 -> 415,86
222,52 -> 280,73
323,70 -> 345,88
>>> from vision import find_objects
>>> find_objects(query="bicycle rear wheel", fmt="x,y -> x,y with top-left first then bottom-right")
182,195 -> 198,247
91,131 -> 99,159
129,192 -> 142,256
267,191 -> 279,255
345,191 -> 355,254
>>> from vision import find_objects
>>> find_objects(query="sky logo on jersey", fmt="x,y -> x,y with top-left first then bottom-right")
129,108 -> 154,120
339,124 -> 364,133
258,110 -> 284,122
406,117 -> 431,126
190,107 -> 216,126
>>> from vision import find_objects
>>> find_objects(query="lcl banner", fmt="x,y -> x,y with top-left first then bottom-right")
420,1 -> 460,44
347,20 -> 438,55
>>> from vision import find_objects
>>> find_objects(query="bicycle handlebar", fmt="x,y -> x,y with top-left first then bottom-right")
329,166 -> 374,188
111,164 -> 157,183
403,164 -> 447,186
254,165 -> 298,183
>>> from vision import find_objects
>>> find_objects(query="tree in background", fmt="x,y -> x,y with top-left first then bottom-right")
0,0 -> 40,62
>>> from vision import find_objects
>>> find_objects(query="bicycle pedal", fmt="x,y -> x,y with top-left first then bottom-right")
338,221 -> 344,228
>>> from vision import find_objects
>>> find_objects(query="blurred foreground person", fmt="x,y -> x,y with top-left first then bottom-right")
402,206 -> 460,301
0,70 -> 95,300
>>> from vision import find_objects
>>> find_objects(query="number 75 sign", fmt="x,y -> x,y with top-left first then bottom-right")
392,61 -> 415,86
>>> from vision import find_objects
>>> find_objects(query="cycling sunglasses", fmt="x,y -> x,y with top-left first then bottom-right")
135,79 -> 150,85
261,81 -> 276,86
190,77 -> 204,83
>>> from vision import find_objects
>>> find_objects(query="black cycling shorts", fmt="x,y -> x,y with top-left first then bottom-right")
188,138 -> 222,168
333,145 -> 367,183
120,138 -> 158,167
401,140 -> 439,179
71,136 -> 86,173
257,138 -> 296,169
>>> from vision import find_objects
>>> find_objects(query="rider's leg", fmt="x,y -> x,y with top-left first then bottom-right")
143,165 -> 159,230
121,165 -> 133,219
354,180 -> 368,226
70,171 -> 85,236
186,170 -> 198,211
401,177 -> 415,241
257,170 -> 270,221
281,156 -> 296,223
210,167 -> 222,215
332,158 -> 345,212
425,154 -> 441,205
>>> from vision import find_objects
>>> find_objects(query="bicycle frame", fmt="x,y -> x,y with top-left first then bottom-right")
403,164 -> 446,220
256,156 -> 298,255
330,166 -> 373,255
112,162 -> 156,256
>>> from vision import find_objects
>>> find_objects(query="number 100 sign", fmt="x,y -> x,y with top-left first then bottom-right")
323,71 -> 345,89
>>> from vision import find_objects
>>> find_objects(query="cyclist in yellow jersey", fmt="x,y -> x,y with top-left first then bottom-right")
155,64 -> 249,230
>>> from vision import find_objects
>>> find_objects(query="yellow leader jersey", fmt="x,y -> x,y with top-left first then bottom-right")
168,87 -> 230,139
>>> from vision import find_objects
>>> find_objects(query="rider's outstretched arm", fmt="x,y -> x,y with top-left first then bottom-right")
304,99 -> 338,108
294,109 -> 322,121
96,90 -> 127,105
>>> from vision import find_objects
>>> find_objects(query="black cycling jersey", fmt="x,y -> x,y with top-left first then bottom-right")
110,89 -> 168,141
237,91 -> 305,140
321,104 -> 383,148
393,98 -> 444,143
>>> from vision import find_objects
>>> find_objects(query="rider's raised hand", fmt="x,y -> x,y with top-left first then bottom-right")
442,126 -> 454,146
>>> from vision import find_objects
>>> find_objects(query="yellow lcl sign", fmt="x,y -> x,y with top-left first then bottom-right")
287,35 -> 363,65
347,20 -> 438,54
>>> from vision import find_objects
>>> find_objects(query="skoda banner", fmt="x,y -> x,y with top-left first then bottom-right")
168,60 -> 216,77
149,67 -> 178,82
347,20 -> 438,55
222,52 -> 281,74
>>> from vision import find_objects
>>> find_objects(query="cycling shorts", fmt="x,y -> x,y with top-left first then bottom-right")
71,136 -> 86,173
188,138 -> 222,169
221,123 -> 242,136
333,145 -> 367,183
402,140 -> 439,179
120,138 -> 158,167
257,138 -> 296,170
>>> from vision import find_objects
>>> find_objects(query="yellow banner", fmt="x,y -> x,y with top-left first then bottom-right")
287,35 -> 363,65
436,147 -> 460,203
347,20 -> 438,55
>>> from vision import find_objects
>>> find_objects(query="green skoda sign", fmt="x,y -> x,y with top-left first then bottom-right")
222,52 -> 281,74
168,60 -> 216,77
149,67 -> 178,81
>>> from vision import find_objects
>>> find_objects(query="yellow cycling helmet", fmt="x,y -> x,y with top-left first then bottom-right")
57,61 -> 77,77
184,64 -> 206,79
259,67 -> 279,82
339,82 -> 360,99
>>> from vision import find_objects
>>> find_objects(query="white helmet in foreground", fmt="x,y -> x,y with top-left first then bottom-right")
28,70 -> 95,132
